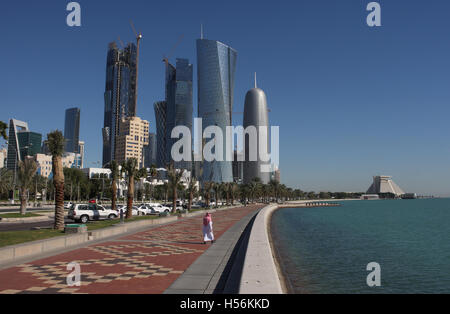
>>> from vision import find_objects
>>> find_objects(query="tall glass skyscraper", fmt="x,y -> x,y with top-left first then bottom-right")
64,107 -> 80,153
197,38 -> 237,183
102,42 -> 138,166
165,58 -> 193,171
154,101 -> 167,168
6,119 -> 29,171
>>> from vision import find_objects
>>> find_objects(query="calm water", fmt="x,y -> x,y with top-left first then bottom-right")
271,199 -> 450,294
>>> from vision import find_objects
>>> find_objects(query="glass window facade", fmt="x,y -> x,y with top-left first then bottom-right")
102,42 -> 137,166
197,39 -> 237,183
64,107 -> 80,154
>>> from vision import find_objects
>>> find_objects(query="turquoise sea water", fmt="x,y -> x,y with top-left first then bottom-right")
270,199 -> 450,294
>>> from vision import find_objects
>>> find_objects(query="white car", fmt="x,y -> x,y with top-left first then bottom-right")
137,204 -> 156,215
144,203 -> 171,213
68,204 -> 119,224
64,202 -> 74,209
117,205 -> 146,216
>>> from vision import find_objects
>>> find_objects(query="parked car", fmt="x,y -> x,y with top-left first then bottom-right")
117,205 -> 142,216
64,201 -> 74,209
68,204 -> 119,224
144,203 -> 171,213
137,204 -> 156,215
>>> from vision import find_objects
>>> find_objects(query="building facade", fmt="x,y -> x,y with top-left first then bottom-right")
197,38 -> 237,183
144,133 -> 157,168
165,58 -> 193,171
114,116 -> 149,166
6,119 -> 29,171
154,101 -> 167,168
0,148 -> 6,168
78,141 -> 85,169
102,42 -> 138,166
64,107 -> 80,153
243,87 -> 270,184
35,153 -> 81,178
17,131 -> 42,161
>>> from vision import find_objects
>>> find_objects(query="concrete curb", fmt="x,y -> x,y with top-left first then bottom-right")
0,216 -> 52,223
238,205 -> 283,294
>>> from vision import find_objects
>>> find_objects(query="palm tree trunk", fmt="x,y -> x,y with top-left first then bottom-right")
188,191 -> 192,211
112,178 -> 117,211
126,176 -> 134,219
20,188 -> 27,215
172,187 -> 177,213
53,156 -> 65,230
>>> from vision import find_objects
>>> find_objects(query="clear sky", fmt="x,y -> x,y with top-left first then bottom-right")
1,0 -> 449,196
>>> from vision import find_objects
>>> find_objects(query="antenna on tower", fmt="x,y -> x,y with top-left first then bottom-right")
254,72 -> 257,89
201,24 -> 204,39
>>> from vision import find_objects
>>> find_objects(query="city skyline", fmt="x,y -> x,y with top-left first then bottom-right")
1,1 -> 450,196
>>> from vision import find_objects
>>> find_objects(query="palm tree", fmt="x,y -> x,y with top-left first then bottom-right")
0,168 -> 13,198
46,130 -> 65,230
122,158 -> 139,219
229,183 -> 239,205
202,181 -> 213,207
269,179 -> 280,202
108,160 -> 120,211
167,164 -> 185,212
0,121 -> 7,140
186,177 -> 197,211
32,174 -> 47,205
17,158 -> 38,215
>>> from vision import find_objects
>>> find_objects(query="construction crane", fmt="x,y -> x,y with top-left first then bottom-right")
117,36 -> 125,49
163,34 -> 185,66
130,20 -> 142,115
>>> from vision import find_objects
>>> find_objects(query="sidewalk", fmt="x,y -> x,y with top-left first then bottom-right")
0,205 -> 262,294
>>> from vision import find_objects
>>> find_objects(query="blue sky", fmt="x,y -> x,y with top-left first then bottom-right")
1,0 -> 450,196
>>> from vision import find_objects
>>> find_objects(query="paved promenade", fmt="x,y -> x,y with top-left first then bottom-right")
0,205 -> 261,294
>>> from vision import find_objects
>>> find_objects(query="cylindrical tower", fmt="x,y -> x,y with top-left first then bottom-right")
243,88 -> 270,184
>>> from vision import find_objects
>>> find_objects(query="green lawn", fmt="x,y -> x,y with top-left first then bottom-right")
0,215 -> 161,248
0,213 -> 42,219
0,229 -> 65,248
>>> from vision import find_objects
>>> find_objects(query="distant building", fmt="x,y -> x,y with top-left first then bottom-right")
232,150 -> 244,183
154,101 -> 167,168
243,83 -> 270,184
366,176 -> 405,198
17,131 -> 42,161
165,58 -> 193,172
35,153 -> 81,178
197,38 -> 237,183
144,133 -> 157,168
102,41 -> 139,166
82,168 -> 111,179
78,141 -> 85,169
64,107 -> 80,153
114,116 -> 149,166
272,168 -> 281,183
6,119 -> 28,171
0,148 -> 6,168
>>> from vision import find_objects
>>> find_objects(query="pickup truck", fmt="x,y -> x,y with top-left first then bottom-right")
68,204 -> 119,224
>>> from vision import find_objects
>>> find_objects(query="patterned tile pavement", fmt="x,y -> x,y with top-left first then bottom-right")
0,205 -> 262,294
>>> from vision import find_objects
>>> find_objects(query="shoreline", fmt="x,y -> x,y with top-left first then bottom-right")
265,200 -> 345,294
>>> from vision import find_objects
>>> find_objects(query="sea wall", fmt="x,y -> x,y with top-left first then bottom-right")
238,204 -> 283,294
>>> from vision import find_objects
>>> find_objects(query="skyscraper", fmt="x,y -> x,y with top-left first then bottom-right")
197,38 -> 237,183
17,131 -> 42,161
154,101 -> 167,168
6,119 -> 29,171
114,116 -> 149,166
64,107 -> 80,153
243,85 -> 270,184
102,42 -> 138,166
165,58 -> 193,171
144,133 -> 157,168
